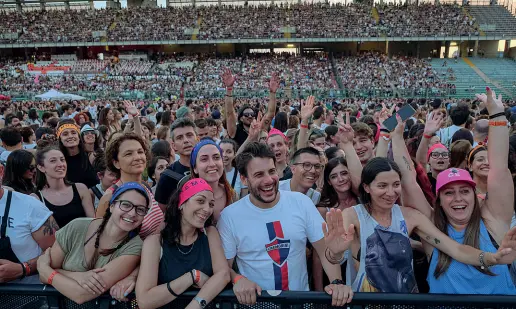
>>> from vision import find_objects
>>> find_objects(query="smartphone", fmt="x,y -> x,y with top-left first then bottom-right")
382,104 -> 417,132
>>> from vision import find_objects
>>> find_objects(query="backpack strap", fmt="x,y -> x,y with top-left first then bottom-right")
231,169 -> 238,188
1,191 -> 13,239
91,186 -> 103,200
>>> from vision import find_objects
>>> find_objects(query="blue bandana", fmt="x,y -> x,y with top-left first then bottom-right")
190,139 -> 223,169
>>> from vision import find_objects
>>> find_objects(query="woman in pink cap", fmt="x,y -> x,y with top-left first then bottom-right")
136,178 -> 230,309
393,89 -> 516,294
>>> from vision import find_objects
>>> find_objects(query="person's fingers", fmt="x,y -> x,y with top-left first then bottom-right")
124,281 -> 135,297
322,222 -> 329,238
345,112 -> 350,125
90,276 -> 104,293
256,285 -> 262,296
250,288 -> 257,305
336,286 -> 345,307
83,283 -> 96,295
347,289 -> 354,304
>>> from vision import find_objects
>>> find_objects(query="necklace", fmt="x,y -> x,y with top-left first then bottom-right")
176,241 -> 195,255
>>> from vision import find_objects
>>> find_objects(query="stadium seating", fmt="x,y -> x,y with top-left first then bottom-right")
467,5 -> 516,37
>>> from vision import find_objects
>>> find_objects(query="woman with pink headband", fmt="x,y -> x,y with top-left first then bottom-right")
266,128 -> 292,181
189,137 -> 236,222
136,178 -> 230,309
393,89 -> 516,294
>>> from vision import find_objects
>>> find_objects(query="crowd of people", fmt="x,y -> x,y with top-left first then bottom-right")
1,61 -> 516,309
0,3 -> 479,44
0,52 -> 452,99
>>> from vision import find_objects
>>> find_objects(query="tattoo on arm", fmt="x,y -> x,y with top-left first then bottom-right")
434,238 -> 440,245
402,156 -> 413,171
42,217 -> 59,236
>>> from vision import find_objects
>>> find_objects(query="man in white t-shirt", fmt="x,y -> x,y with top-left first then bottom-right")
218,142 -> 352,307
278,147 -> 322,205
0,180 -> 58,283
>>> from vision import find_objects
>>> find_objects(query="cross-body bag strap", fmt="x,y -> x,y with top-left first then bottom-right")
1,191 -> 13,239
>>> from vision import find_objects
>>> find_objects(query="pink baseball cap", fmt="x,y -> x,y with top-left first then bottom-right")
435,168 -> 476,194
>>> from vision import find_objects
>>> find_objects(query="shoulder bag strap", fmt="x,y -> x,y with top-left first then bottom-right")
91,186 -> 103,200
1,191 -> 13,239
231,169 -> 238,188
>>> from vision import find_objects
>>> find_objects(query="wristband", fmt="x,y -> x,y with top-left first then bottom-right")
167,281 -> 180,297
190,270 -> 196,285
226,87 -> 233,91
24,262 -> 31,276
47,270 -> 59,285
225,95 -> 233,98
488,120 -> 507,127
423,133 -> 433,139
380,128 -> 390,133
488,112 -> 505,119
300,124 -> 309,129
195,270 -> 200,284
331,279 -> 345,285
233,275 -> 245,285
19,263 -> 26,279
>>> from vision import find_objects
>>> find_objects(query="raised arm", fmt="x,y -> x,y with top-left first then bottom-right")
375,104 -> 391,158
337,112 -> 362,195
222,69 -> 237,139
261,73 -> 279,132
476,88 -> 514,225
124,101 -> 143,137
415,112 -> 444,165
235,113 -> 262,156
391,116 -> 433,218
297,96 -> 315,150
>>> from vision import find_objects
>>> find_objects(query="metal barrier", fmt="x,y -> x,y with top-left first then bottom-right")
2,284 -> 516,309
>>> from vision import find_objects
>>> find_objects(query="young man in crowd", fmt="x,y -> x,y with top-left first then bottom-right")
90,154 -> 118,211
279,147 -> 322,204
194,118 -> 210,139
350,122 -> 375,166
0,127 -> 23,163
5,114 -> 21,128
437,102 -> 470,148
154,118 -> 198,208
35,112 -> 53,140
60,104 -> 73,120
217,142 -> 352,306
312,106 -> 325,130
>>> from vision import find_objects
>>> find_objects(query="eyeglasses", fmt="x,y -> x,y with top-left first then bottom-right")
83,131 -> 96,136
243,112 -> 255,118
28,165 -> 36,172
116,200 -> 149,216
430,152 -> 450,159
293,162 -> 324,172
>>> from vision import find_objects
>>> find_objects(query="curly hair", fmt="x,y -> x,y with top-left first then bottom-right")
104,133 -> 150,179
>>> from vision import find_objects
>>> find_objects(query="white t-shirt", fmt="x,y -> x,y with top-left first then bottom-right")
225,167 -> 242,198
0,189 -> 52,262
279,179 -> 321,205
0,150 -> 12,163
217,190 -> 324,291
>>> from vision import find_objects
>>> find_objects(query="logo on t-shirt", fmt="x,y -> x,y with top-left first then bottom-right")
265,221 -> 290,290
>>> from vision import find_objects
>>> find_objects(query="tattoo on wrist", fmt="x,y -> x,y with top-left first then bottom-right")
434,238 -> 441,245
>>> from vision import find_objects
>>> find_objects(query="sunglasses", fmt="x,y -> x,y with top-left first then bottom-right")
28,165 -> 36,172
243,112 -> 255,118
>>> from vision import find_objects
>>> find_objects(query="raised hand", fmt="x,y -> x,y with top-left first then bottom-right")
475,87 -> 504,115
123,100 -> 138,117
392,114 -> 405,138
378,103 -> 391,127
248,112 -> 262,142
269,73 -> 280,93
337,112 -> 354,144
323,209 -> 355,257
222,68 -> 236,89
424,111 -> 444,136
301,96 -> 316,121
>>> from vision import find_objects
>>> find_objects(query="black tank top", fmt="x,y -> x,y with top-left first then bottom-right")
65,152 -> 98,189
40,184 -> 85,228
158,232 -> 213,285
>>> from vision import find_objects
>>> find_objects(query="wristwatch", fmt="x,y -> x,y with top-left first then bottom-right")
194,296 -> 207,308
331,279 -> 345,285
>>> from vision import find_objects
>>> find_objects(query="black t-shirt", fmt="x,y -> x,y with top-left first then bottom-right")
154,160 -> 190,205
233,123 -> 248,148
66,153 -> 98,189
280,165 -> 293,181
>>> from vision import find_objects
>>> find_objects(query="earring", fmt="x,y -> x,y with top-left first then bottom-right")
179,205 -> 183,210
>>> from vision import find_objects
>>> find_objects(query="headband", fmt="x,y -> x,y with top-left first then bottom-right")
178,178 -> 213,208
190,139 -> 223,169
267,128 -> 288,142
467,144 -> 487,166
427,143 -> 448,161
56,123 -> 80,138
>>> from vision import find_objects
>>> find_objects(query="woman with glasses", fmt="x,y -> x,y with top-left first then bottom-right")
37,182 -> 148,305
136,178 -> 230,309
2,149 -> 36,195
189,138 -> 235,223
81,124 -> 102,157
32,146 -> 95,228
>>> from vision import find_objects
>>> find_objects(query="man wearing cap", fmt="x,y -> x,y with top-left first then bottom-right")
175,106 -> 191,120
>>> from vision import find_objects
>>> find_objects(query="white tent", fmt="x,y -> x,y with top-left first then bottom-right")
35,89 -> 86,100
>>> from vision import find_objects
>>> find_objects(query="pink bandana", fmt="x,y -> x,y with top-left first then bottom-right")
267,128 -> 288,142
178,178 -> 213,208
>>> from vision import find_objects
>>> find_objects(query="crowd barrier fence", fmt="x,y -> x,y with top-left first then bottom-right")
2,284 -> 516,309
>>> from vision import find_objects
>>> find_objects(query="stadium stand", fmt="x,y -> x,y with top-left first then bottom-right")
467,5 -> 516,37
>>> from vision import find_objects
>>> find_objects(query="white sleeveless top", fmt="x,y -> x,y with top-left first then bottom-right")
351,204 -> 418,293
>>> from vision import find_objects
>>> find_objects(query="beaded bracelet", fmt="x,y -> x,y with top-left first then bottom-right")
488,120 -> 507,127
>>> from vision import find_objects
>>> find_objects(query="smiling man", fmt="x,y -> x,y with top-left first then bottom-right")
278,147 -> 322,204
217,142 -> 352,307
351,122 -> 375,166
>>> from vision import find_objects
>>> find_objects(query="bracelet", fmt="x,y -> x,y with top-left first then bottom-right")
225,95 -> 233,98
24,262 -> 31,276
190,270 -> 196,285
423,133 -> 433,139
489,112 -> 505,119
47,270 -> 59,285
479,251 -> 489,270
488,120 -> 508,127
233,275 -> 245,285
325,247 -> 345,265
226,87 -> 233,91
380,128 -> 390,133
380,133 -> 390,138
300,124 -> 309,129
195,270 -> 200,284
19,263 -> 26,279
270,91 -> 276,94
167,281 -> 180,297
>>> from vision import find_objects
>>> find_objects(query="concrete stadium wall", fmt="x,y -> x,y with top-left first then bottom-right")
509,47 -> 516,59
478,40 -> 500,57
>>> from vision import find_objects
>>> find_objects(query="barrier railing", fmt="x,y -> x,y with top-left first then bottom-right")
2,284 -> 516,309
